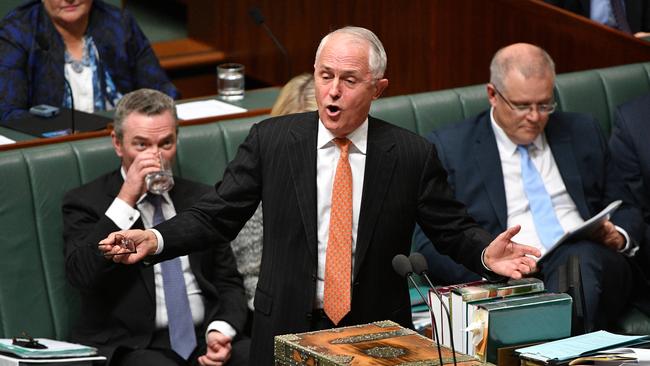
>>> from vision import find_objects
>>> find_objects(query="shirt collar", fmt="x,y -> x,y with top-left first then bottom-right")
119,166 -> 172,205
489,107 -> 546,157
317,118 -> 368,154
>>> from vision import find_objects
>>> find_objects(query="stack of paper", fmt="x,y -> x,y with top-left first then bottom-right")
176,99 -> 247,120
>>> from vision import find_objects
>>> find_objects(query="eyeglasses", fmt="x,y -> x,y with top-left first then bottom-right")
493,86 -> 557,115
12,332 -> 47,349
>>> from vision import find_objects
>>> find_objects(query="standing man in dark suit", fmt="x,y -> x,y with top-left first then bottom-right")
63,89 -> 249,366
609,92 -> 650,280
98,27 -> 541,364
414,43 -> 644,332
544,0 -> 650,36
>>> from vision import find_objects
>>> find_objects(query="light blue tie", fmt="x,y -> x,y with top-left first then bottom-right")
148,194 -> 197,360
517,145 -> 565,249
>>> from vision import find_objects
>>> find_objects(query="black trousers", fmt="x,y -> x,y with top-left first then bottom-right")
112,329 -> 250,366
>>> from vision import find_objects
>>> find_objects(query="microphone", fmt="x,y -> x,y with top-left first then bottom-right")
392,254 -> 444,366
36,34 -> 75,135
62,78 -> 76,134
248,6 -> 292,82
410,252 -> 457,366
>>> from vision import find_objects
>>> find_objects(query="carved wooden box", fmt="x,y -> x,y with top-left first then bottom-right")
274,320 -> 488,366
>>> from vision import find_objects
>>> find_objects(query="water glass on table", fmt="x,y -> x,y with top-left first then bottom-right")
217,63 -> 245,101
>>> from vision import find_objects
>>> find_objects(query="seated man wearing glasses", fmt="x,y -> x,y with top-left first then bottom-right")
414,43 -> 645,332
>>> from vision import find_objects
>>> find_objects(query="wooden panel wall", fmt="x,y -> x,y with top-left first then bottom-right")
185,0 -> 650,96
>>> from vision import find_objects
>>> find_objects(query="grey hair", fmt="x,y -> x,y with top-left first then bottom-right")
113,89 -> 178,141
314,26 -> 387,79
489,44 -> 556,92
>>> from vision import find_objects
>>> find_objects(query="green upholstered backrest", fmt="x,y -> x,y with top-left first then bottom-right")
2,61 -> 650,341
374,62 -> 650,138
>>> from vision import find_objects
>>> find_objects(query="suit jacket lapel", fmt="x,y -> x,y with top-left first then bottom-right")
287,114 -> 319,266
474,114 -> 508,230
354,117 -> 397,279
546,118 -> 590,219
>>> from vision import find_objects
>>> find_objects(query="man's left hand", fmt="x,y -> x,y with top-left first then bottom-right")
590,220 -> 624,251
198,331 -> 232,366
484,225 -> 541,279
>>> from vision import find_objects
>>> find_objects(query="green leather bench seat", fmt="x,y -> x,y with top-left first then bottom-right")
1,62 -> 649,341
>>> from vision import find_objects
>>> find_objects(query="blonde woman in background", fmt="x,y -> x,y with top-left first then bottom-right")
229,73 -> 317,335
270,73 -> 317,116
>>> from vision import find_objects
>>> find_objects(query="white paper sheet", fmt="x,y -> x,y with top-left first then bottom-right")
176,99 -> 247,120
0,134 -> 15,145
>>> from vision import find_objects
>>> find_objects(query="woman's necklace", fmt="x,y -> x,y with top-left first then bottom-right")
66,37 -> 88,74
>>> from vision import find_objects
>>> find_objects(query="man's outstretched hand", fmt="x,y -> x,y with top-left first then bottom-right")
99,229 -> 158,264
484,225 -> 541,279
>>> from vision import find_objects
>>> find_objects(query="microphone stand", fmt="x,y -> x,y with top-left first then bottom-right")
248,7 -> 292,82
62,77 -> 76,135
392,255 -> 444,366
410,253 -> 457,366
409,274 -> 445,366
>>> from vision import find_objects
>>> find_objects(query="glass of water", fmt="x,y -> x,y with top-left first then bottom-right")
217,63 -> 245,101
145,152 -> 174,195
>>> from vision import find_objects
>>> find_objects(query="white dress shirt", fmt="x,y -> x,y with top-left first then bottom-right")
490,108 -> 632,255
105,168 -> 236,340
314,119 -> 368,308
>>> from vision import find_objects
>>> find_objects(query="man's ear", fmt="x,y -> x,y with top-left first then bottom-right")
486,84 -> 498,108
111,131 -> 123,159
372,78 -> 389,100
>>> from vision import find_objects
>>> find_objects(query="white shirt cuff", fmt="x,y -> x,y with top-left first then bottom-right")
105,198 -> 140,230
149,229 -> 164,255
481,247 -> 491,271
615,225 -> 638,257
205,320 -> 237,341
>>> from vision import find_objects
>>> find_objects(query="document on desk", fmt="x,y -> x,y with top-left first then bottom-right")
516,331 -> 649,365
0,134 -> 15,145
176,99 -> 247,120
0,338 -> 97,358
0,353 -> 106,365
541,200 -> 622,260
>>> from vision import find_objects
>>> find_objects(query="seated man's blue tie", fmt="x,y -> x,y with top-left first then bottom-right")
517,145 -> 565,249
148,194 -> 197,360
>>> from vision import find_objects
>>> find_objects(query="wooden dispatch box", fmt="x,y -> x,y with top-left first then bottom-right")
274,320 -> 490,366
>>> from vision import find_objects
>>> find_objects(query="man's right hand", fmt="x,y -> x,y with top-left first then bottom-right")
99,230 -> 158,264
117,151 -> 162,206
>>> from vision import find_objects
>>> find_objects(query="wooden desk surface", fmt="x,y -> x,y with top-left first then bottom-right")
0,87 -> 279,152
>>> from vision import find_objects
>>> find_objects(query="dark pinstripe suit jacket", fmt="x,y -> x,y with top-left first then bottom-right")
154,111 -> 495,364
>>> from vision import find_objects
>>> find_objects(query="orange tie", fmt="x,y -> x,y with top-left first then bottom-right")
324,138 -> 353,325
